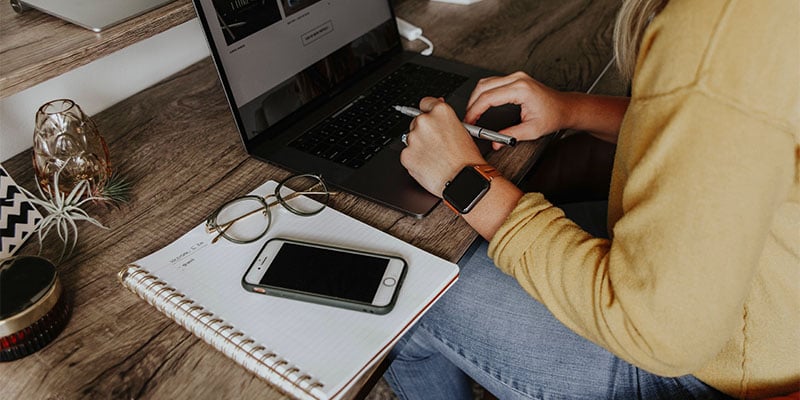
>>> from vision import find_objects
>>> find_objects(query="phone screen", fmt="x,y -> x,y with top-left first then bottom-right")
260,243 -> 389,303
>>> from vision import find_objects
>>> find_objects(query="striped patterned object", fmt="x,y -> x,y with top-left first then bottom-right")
1,164 -> 42,258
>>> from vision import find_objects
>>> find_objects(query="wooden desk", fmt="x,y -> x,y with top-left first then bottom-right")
0,0 -> 196,97
0,0 -> 620,398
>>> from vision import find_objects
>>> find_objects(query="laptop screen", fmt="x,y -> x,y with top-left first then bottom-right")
194,0 -> 400,142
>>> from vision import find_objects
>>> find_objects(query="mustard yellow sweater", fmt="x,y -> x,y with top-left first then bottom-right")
488,0 -> 799,398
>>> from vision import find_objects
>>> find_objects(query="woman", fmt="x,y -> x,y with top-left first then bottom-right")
385,0 -> 799,398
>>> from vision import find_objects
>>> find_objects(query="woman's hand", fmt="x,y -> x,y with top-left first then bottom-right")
465,71 -> 569,150
466,71 -> 630,146
399,97 -> 487,197
400,97 -> 525,240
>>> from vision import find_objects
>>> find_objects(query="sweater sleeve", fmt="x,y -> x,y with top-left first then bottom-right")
488,87 -> 795,376
488,0 -> 799,379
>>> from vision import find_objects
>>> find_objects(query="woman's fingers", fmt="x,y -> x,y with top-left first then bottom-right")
467,71 -> 532,109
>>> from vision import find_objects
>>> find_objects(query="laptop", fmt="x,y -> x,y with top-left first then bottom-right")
13,0 -> 177,32
192,0 -> 519,217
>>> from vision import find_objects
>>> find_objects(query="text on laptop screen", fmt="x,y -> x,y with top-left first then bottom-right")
196,0 -> 398,140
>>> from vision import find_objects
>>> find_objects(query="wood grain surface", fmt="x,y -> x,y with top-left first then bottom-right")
0,0 -> 620,398
0,0 -> 196,97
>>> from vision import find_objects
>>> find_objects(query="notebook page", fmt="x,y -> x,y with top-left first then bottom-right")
132,180 -> 459,399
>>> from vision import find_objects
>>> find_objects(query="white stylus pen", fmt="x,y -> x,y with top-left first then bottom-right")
392,105 -> 517,146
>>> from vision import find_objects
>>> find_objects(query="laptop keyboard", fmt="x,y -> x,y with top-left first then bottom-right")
289,63 -> 468,168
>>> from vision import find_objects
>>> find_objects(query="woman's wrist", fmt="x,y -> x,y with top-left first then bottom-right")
558,91 -> 592,131
556,92 -> 630,142
462,176 -> 524,241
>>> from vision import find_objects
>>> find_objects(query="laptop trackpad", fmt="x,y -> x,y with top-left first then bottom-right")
344,149 -> 439,218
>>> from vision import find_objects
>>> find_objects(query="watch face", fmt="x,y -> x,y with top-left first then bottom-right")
443,167 -> 491,214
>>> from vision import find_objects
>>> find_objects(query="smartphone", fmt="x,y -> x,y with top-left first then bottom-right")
242,238 -> 407,314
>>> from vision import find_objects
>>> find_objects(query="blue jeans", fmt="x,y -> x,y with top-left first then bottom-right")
384,202 -> 731,400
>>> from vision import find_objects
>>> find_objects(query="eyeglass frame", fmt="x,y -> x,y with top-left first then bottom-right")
204,173 -> 335,244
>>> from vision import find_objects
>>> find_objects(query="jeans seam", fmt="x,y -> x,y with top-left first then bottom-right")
419,322 -> 544,400
384,366 -> 410,400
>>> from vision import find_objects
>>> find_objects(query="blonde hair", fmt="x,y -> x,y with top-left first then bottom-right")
613,0 -> 669,82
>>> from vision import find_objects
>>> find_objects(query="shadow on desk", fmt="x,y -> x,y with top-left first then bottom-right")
518,132 -> 616,205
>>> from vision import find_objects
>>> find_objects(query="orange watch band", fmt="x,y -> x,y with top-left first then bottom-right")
473,164 -> 501,180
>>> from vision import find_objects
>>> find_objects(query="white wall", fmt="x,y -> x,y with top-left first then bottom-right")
0,18 -> 210,163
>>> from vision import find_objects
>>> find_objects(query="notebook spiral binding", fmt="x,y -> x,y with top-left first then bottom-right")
118,264 -> 325,400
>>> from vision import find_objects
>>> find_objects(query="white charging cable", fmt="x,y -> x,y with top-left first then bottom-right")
396,17 -> 434,56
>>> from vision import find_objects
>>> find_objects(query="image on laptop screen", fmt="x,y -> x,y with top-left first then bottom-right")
198,0 -> 397,141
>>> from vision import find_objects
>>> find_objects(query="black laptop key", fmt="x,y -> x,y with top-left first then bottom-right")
289,63 -> 468,168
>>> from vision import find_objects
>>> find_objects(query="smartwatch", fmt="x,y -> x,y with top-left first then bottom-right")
442,164 -> 501,214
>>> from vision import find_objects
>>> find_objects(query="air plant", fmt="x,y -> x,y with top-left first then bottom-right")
19,166 -> 109,261
99,170 -> 133,205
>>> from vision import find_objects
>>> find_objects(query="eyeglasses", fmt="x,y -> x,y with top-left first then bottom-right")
205,174 -> 335,244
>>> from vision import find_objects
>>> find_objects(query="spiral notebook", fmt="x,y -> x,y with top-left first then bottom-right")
118,179 -> 459,400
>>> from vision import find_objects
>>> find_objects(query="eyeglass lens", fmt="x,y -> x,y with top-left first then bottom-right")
214,196 -> 271,243
275,174 -> 330,216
